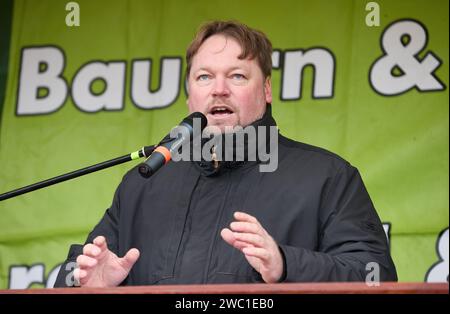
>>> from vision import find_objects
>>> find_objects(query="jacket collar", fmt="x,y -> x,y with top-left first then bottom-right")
192,104 -> 277,177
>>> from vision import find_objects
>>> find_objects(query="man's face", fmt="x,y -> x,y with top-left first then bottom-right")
187,34 -> 272,132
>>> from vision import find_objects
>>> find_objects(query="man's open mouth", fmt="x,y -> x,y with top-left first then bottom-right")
209,106 -> 234,116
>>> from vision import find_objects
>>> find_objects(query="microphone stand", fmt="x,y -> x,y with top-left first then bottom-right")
0,145 -> 155,202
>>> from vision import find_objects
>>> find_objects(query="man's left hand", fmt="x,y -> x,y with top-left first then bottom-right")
220,211 -> 284,283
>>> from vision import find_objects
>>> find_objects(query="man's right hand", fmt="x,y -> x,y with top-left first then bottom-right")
73,236 -> 140,287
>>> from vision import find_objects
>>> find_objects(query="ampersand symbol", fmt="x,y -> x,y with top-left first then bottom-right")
370,19 -> 445,95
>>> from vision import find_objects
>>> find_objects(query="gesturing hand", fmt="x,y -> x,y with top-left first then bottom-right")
220,212 -> 284,283
74,236 -> 140,287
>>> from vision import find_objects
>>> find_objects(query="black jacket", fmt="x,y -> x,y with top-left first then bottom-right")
54,107 -> 397,286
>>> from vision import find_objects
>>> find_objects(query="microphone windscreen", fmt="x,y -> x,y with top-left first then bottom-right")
183,112 -> 207,131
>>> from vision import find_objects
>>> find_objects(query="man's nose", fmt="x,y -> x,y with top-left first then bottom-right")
211,76 -> 230,97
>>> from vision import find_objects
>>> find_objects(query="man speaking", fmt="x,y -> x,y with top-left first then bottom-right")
55,20 -> 397,287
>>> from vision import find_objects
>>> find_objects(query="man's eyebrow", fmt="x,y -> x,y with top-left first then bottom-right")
195,67 -> 211,73
228,66 -> 248,72
194,66 -> 248,73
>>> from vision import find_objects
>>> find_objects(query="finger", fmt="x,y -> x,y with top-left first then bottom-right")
242,247 -> 270,261
119,248 -> 140,271
77,269 -> 90,286
234,240 -> 253,250
221,229 -> 253,250
220,228 -> 236,247
93,236 -> 108,252
230,221 -> 259,234
73,267 -> 80,282
234,212 -> 259,224
232,232 -> 265,248
83,243 -> 102,258
76,254 -> 98,269
92,236 -> 108,258
77,268 -> 88,279
73,267 -> 88,284
79,269 -> 88,279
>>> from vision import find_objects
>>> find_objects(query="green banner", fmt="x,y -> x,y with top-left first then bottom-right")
0,0 -> 448,288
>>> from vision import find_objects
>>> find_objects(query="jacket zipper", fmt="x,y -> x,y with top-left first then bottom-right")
202,170 -> 232,283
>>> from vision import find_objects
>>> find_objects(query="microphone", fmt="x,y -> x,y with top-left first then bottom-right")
138,112 -> 207,178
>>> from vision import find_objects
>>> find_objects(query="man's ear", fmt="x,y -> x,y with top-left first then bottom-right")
185,77 -> 190,106
264,77 -> 272,104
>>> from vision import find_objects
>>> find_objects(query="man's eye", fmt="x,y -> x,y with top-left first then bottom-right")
197,74 -> 210,81
232,74 -> 245,80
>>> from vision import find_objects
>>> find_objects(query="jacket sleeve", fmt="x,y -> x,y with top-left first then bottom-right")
53,181 -> 122,288
278,163 -> 398,282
